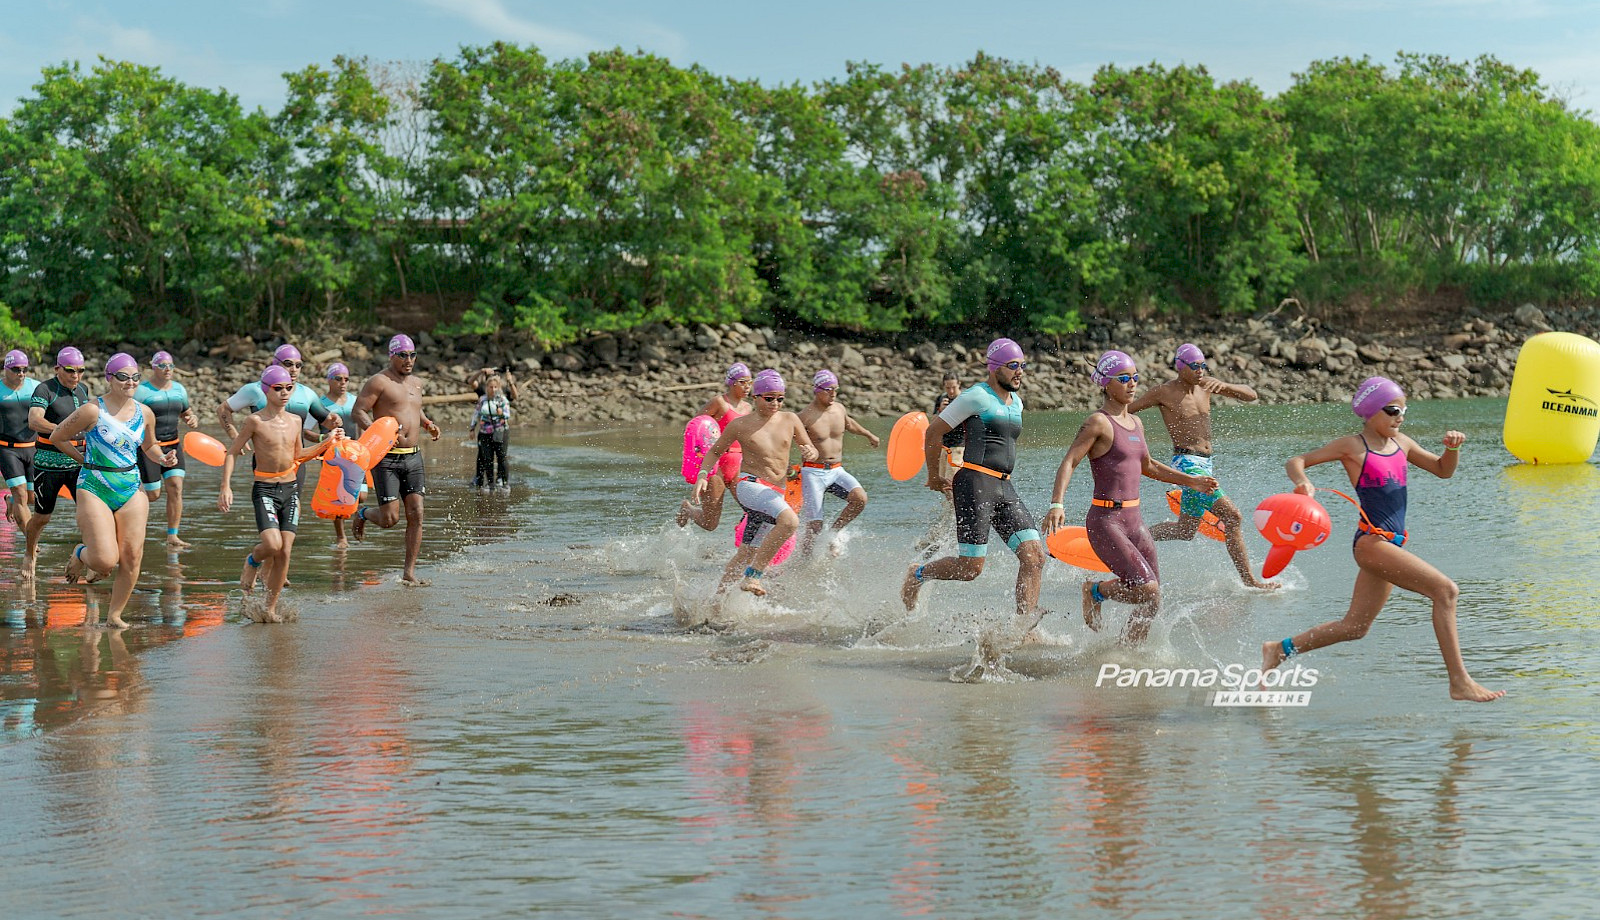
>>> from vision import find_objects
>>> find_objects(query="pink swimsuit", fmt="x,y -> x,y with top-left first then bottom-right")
714,404 -> 748,485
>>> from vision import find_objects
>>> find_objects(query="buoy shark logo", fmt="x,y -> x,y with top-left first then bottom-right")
328,451 -> 365,506
1542,387 -> 1599,418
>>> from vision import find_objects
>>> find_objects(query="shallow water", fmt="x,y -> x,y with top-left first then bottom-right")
2,400 -> 1598,918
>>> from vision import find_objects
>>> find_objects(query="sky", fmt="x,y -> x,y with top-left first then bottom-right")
3,0 -> 1599,116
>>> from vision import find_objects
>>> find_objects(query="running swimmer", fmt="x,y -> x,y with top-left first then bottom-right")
311,363 -> 362,548
1128,343 -> 1277,589
218,365 -> 336,623
22,347 -> 90,581
49,354 -> 177,628
351,334 -> 440,586
2,350 -> 39,531
677,363 -> 754,531
1257,377 -> 1503,702
796,369 -> 879,557
218,343 -> 340,476
900,339 -> 1047,671
694,369 -> 819,605
134,351 -> 200,548
1041,351 -> 1218,644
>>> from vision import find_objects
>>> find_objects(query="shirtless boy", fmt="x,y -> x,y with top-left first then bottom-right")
1128,343 -> 1276,589
796,369 -> 879,557
218,366 -> 337,623
694,369 -> 818,600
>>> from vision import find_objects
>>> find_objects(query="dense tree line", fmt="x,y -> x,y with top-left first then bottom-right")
1,48 -> 1597,348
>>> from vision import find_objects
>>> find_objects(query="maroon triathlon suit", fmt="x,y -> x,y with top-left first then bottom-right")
1085,411 -> 1159,586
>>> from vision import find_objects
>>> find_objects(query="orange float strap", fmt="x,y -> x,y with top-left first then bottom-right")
1321,487 -> 1408,547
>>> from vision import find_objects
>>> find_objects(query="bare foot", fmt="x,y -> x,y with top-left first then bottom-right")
1260,639 -> 1286,673
106,617 -> 130,629
64,545 -> 86,584
240,556 -> 259,591
1248,578 -> 1281,591
675,500 -> 693,528
400,573 -> 432,587
1450,678 -> 1505,702
352,511 -> 366,542
165,535 -> 191,549
899,566 -> 921,611
334,539 -> 349,550
21,552 -> 36,582
1081,581 -> 1103,632
739,576 -> 766,597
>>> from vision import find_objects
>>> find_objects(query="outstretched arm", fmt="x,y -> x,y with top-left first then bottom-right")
1286,436 -> 1358,495
845,414 -> 880,448
1041,415 -> 1109,535
1143,454 -> 1215,491
694,425 -> 740,503
1203,377 -> 1257,402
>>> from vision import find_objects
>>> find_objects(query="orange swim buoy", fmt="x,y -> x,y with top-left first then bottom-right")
183,431 -> 227,467
1165,490 -> 1226,542
356,416 -> 399,469
1045,525 -> 1111,573
886,411 -> 929,481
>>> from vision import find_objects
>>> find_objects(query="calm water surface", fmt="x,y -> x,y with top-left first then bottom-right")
2,399 -> 1597,919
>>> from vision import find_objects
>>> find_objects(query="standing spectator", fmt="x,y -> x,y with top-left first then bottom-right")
470,375 -> 513,494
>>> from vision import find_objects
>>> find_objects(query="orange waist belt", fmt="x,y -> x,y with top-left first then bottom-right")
802,460 -> 841,470
948,450 -> 1009,480
0,438 -> 36,448
1091,497 -> 1140,508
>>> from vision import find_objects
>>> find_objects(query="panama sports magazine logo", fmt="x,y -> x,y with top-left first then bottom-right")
1541,387 -> 1599,418
1095,662 -> 1319,707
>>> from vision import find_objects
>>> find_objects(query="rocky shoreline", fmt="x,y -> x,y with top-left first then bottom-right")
60,303 -> 1600,430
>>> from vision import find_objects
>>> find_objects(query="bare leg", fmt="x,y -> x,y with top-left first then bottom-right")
1149,516 -> 1199,542
243,529 -> 284,592
104,495 -> 150,629
741,510 -> 797,595
262,532 -> 295,623
800,520 -> 823,558
400,493 -> 428,585
832,489 -> 868,531
164,477 -> 190,547
6,484 -> 30,531
1260,539 -> 1502,701
1210,497 -> 1277,590
333,516 -> 348,549
678,477 -> 727,531
1083,577 -> 1160,644
23,510 -> 50,581
901,555 -> 985,610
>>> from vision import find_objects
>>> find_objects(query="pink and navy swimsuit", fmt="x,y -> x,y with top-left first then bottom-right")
1353,435 -> 1408,547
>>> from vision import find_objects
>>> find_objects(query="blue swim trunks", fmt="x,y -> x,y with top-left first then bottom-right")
1171,454 -> 1224,517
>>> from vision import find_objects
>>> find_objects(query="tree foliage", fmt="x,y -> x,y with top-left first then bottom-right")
1,49 -> 1596,351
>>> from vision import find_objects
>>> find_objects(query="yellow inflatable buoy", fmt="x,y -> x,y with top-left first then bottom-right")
1503,332 -> 1600,464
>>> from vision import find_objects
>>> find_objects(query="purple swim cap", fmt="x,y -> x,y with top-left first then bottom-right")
56,346 -> 84,368
273,344 -> 302,365
1175,343 -> 1206,369
1091,350 -> 1137,387
813,369 -> 839,391
986,338 -> 1025,371
388,334 -> 416,356
327,362 -> 349,379
151,350 -> 174,367
725,362 -> 752,386
3,349 -> 27,370
104,352 -> 139,379
751,369 -> 786,397
261,365 -> 293,388
1352,377 -> 1405,419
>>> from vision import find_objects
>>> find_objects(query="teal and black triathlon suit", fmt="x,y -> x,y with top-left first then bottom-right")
134,379 -> 190,491
304,391 -> 359,438
78,398 -> 146,512
30,378 -> 89,515
936,381 -> 1040,558
1,375 -> 40,491
226,380 -> 331,489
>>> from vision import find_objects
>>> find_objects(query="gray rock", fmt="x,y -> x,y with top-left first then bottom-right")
639,344 -> 669,362
548,352 -> 584,372
592,336 -> 619,364
1514,303 -> 1550,328
733,342 -> 759,359
1441,354 -> 1468,371
838,344 -> 865,369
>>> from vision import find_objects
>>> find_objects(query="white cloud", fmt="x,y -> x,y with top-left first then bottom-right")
61,15 -> 183,64
415,0 -> 595,55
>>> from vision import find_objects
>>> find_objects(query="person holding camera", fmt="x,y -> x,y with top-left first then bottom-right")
469,374 -> 513,494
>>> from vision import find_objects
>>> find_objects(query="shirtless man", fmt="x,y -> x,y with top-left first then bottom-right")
1128,343 -> 1276,589
218,366 -> 337,623
351,334 -> 440,586
796,369 -> 879,557
694,369 -> 818,600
